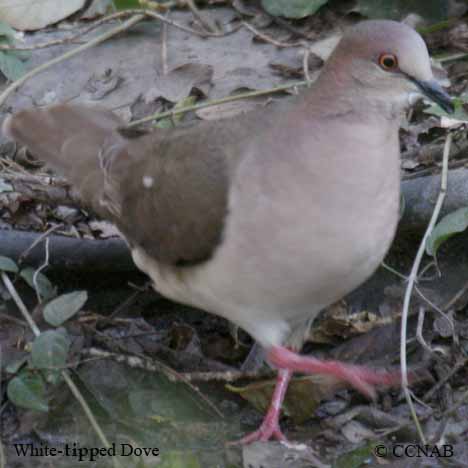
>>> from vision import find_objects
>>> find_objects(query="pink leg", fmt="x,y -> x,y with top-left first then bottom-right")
268,346 -> 403,400
231,346 -> 404,445
230,368 -> 292,445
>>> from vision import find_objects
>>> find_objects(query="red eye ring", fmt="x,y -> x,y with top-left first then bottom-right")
378,53 -> 398,71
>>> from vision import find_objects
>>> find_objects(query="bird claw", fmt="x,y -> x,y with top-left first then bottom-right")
268,346 -> 403,400
228,347 -> 407,446
228,421 -> 287,445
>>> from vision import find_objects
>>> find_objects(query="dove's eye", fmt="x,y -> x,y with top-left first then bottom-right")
379,53 -> 398,71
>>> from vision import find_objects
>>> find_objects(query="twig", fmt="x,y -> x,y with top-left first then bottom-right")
414,289 -> 455,348
437,52 -> 468,63
0,4 -> 230,56
266,13 -> 316,41
417,260 -> 439,281
406,389 -> 433,411
0,7 -> 305,125
423,356 -> 468,401
19,224 -> 63,264
161,12 -> 169,76
0,12 -> 140,51
400,131 -> 453,445
442,278 -> 468,311
381,261 -> 407,280
380,380 -> 468,439
242,21 -> 304,48
124,8 -> 228,37
127,80 -> 307,127
381,263 -> 456,343
1,272 -> 41,336
0,311 -> 27,326
303,48 -> 312,83
82,347 -> 224,417
0,14 -> 145,108
179,369 -> 272,381
416,307 -> 436,354
185,0 -> 220,34
103,288 -> 143,323
440,386 -> 468,418
61,371 -> 123,468
32,237 -> 50,304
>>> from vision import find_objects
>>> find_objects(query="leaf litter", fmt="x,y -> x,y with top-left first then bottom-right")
1,2 -> 468,468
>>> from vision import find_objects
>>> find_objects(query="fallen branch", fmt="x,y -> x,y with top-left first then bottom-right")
0,229 -> 133,271
400,167 -> 468,232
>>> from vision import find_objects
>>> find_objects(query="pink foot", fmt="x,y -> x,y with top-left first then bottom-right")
230,346 -> 406,445
228,369 -> 291,445
268,346 -> 403,400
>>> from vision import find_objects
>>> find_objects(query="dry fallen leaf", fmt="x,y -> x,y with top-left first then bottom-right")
0,0 -> 86,31
308,301 -> 392,344
341,420 -> 376,444
146,63 -> 213,103
227,374 -> 343,424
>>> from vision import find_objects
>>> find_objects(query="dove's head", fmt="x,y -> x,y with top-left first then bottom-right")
322,20 -> 453,115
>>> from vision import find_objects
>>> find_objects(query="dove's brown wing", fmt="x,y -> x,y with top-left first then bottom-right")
3,103 -> 274,265
108,123 -> 233,265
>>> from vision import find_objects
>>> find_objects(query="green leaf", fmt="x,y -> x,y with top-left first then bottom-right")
0,50 -> 27,81
113,0 -> 145,9
0,255 -> 18,273
227,375 -> 328,424
43,290 -> 87,326
261,0 -> 328,19
7,371 -> 49,412
0,21 -> 16,40
334,442 -> 381,468
20,267 -> 56,301
11,48 -> 31,61
355,0 -> 449,22
426,207 -> 468,256
159,451 -> 202,468
5,356 -> 28,374
31,329 -> 70,372
156,95 -> 197,129
0,21 -> 29,81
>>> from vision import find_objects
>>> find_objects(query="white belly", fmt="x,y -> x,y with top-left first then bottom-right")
132,170 -> 399,349
132,121 -> 401,348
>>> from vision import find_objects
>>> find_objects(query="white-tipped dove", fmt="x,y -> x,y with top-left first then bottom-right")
3,20 -> 453,443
